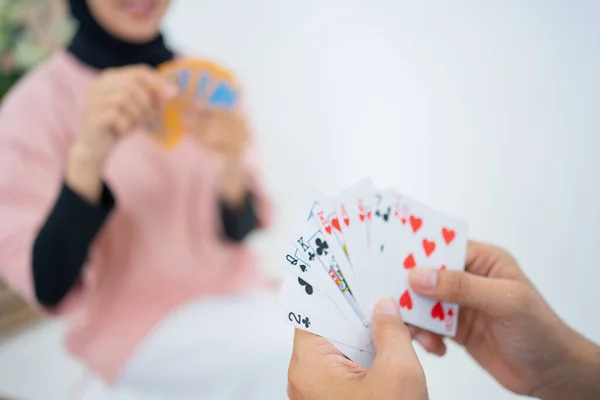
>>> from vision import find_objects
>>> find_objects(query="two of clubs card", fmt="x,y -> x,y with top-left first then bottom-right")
279,179 -> 468,368
146,58 -> 240,148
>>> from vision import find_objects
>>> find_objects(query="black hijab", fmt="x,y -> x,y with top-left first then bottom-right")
67,0 -> 174,70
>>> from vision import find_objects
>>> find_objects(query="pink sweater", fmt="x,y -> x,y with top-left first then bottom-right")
0,51 -> 271,383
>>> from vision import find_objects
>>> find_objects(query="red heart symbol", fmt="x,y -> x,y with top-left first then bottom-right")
343,217 -> 350,227
410,215 -> 422,233
431,302 -> 444,321
324,226 -> 332,235
399,290 -> 413,310
442,228 -> 456,245
359,214 -> 365,222
422,239 -> 436,257
403,254 -> 416,269
447,308 -> 454,317
331,217 -> 342,232
440,265 -> 447,271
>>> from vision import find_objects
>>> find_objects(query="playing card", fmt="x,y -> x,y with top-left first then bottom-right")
279,270 -> 374,356
149,58 -> 241,148
393,195 -> 468,337
356,189 -> 406,321
291,219 -> 369,329
330,179 -> 376,283
308,199 -> 364,312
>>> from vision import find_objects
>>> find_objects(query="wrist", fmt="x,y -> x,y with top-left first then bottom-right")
220,159 -> 247,209
536,330 -> 600,400
66,146 -> 105,205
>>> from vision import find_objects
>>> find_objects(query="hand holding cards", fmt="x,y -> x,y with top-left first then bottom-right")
279,179 -> 468,368
148,58 -> 241,150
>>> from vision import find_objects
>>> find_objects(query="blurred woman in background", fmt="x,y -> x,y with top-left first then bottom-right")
0,0 -> 291,398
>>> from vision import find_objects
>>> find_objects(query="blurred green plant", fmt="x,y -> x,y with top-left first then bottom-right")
0,0 -> 74,99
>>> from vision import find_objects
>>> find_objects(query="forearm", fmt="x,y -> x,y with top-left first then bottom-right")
220,193 -> 257,241
218,159 -> 258,241
33,181 -> 115,306
536,331 -> 600,400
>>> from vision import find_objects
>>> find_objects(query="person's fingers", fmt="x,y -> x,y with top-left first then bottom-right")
369,298 -> 421,372
407,324 -> 420,338
414,330 -> 446,356
464,240 -> 494,275
467,240 -> 529,283
407,325 -> 446,356
130,65 -> 177,101
409,268 -> 514,314
371,298 -> 414,355
129,80 -> 155,113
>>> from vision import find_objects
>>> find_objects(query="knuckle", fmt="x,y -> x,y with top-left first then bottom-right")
495,246 -> 516,263
506,281 -> 533,307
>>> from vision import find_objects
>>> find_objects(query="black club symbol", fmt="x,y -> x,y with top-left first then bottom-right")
316,238 -> 329,256
299,264 -> 307,272
383,207 -> 391,222
377,207 -> 391,221
302,317 -> 311,328
308,252 -> 315,261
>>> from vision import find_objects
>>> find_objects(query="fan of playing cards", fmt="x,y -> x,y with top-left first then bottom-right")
279,179 -> 468,368
147,58 -> 239,148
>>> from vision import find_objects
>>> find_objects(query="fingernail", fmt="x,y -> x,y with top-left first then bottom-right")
375,297 -> 399,316
411,268 -> 438,291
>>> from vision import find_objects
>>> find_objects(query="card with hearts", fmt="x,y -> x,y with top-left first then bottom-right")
279,179 -> 468,367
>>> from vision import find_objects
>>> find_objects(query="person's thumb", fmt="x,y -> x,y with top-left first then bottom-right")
409,268 -> 511,315
369,298 -> 421,375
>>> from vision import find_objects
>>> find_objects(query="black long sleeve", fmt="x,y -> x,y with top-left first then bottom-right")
32,183 -> 258,307
220,193 -> 258,241
32,183 -> 115,307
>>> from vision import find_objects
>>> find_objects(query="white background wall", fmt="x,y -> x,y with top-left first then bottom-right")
1,1 -> 599,399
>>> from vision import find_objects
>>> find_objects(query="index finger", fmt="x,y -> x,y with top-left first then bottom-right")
129,65 -> 177,100
465,240 -> 524,280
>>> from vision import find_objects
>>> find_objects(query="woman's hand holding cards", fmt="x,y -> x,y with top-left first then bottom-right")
68,65 -> 176,204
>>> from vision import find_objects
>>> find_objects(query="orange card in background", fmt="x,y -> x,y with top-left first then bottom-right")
152,58 -> 240,149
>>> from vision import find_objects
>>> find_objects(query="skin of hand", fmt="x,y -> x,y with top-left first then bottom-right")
192,109 -> 250,209
409,240 -> 600,400
67,65 -> 176,204
288,298 -> 429,400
